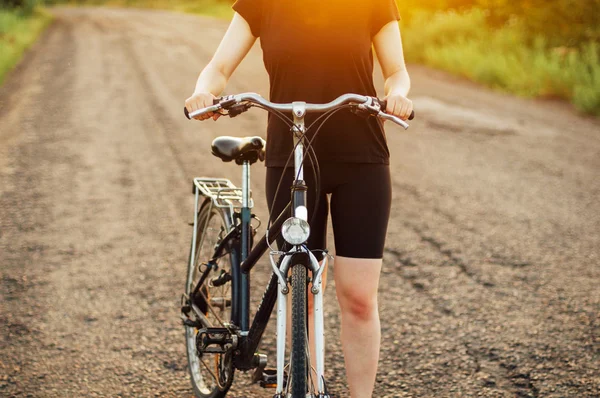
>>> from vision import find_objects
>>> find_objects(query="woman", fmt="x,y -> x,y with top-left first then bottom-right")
185,0 -> 413,396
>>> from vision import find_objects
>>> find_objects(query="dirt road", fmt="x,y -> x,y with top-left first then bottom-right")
1,8 -> 598,397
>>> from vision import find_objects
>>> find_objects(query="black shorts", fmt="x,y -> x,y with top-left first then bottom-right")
265,163 -> 391,259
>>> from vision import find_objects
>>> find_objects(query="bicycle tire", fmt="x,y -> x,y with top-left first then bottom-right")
290,263 -> 308,397
185,201 -> 235,398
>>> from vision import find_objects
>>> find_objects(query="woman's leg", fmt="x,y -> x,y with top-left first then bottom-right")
334,256 -> 382,398
329,164 -> 392,397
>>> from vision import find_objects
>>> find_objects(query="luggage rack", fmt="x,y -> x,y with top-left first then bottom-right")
193,177 -> 253,212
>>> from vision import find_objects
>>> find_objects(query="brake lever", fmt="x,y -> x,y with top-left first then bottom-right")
349,103 -> 371,118
377,111 -> 409,130
227,103 -> 252,118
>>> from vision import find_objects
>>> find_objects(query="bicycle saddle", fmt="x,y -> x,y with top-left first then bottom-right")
211,136 -> 266,165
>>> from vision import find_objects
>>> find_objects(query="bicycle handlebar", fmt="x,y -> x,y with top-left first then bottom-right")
184,93 -> 414,129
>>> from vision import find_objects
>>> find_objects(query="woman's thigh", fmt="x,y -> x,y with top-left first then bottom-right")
329,164 -> 391,259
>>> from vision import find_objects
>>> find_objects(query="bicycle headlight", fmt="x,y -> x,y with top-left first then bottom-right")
281,217 -> 310,246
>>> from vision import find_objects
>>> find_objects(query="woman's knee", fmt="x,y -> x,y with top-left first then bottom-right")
336,287 -> 378,321
334,256 -> 382,322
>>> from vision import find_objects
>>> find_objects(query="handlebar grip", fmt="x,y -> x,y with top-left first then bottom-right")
377,98 -> 415,120
184,97 -> 223,120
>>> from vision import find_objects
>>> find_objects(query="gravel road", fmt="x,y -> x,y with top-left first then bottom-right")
1,7 -> 599,398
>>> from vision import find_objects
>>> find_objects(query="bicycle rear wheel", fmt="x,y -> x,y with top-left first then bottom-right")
185,201 -> 235,398
290,263 -> 308,397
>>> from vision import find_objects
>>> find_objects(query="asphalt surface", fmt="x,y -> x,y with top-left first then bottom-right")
1,7 -> 599,398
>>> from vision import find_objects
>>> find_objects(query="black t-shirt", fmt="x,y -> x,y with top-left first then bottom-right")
232,0 -> 400,167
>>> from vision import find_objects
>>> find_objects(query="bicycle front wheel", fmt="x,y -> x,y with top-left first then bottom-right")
185,201 -> 235,398
290,263 -> 308,397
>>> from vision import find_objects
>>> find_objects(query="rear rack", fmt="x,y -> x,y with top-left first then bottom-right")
193,177 -> 253,211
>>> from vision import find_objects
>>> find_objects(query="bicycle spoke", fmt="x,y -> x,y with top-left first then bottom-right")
199,356 -> 224,390
195,284 -> 228,328
285,353 -> 294,396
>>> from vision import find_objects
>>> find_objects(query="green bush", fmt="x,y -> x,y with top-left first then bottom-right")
1,0 -> 38,15
399,0 -> 599,48
402,8 -> 600,115
1,0 -> 25,7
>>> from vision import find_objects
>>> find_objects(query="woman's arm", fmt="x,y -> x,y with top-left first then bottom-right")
373,21 -> 413,120
185,13 -> 257,120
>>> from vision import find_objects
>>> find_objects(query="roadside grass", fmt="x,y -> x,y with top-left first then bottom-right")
401,9 -> 600,116
0,7 -> 53,85
60,0 -> 233,18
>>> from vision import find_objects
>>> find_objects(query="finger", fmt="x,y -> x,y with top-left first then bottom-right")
192,109 -> 203,120
185,99 -> 194,114
205,112 -> 214,121
392,98 -> 401,118
193,107 -> 204,120
400,101 -> 409,120
384,97 -> 392,114
194,100 -> 206,120
199,98 -> 213,120
189,99 -> 198,119
403,100 -> 413,120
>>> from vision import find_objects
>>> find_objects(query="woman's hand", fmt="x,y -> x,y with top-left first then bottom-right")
384,93 -> 413,121
185,92 -> 221,121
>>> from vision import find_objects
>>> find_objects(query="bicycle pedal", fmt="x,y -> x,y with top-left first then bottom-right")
196,327 -> 236,354
258,368 -> 286,389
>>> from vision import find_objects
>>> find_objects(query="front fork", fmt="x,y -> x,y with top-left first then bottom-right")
269,249 -> 327,396
271,101 -> 328,396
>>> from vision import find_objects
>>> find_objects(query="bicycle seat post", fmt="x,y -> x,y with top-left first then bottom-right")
242,160 -> 251,211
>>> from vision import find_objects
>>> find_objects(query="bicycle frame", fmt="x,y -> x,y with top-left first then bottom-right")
190,102 -> 328,396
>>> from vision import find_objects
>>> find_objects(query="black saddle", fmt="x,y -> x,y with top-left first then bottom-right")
211,136 -> 266,165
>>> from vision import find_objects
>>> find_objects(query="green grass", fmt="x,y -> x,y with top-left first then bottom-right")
60,0 -> 233,18
0,7 -> 53,85
401,9 -> 600,116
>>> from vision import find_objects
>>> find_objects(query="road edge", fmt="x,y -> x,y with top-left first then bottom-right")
0,8 -> 54,87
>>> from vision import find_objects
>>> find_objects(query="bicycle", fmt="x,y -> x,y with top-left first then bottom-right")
181,93 -> 413,398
